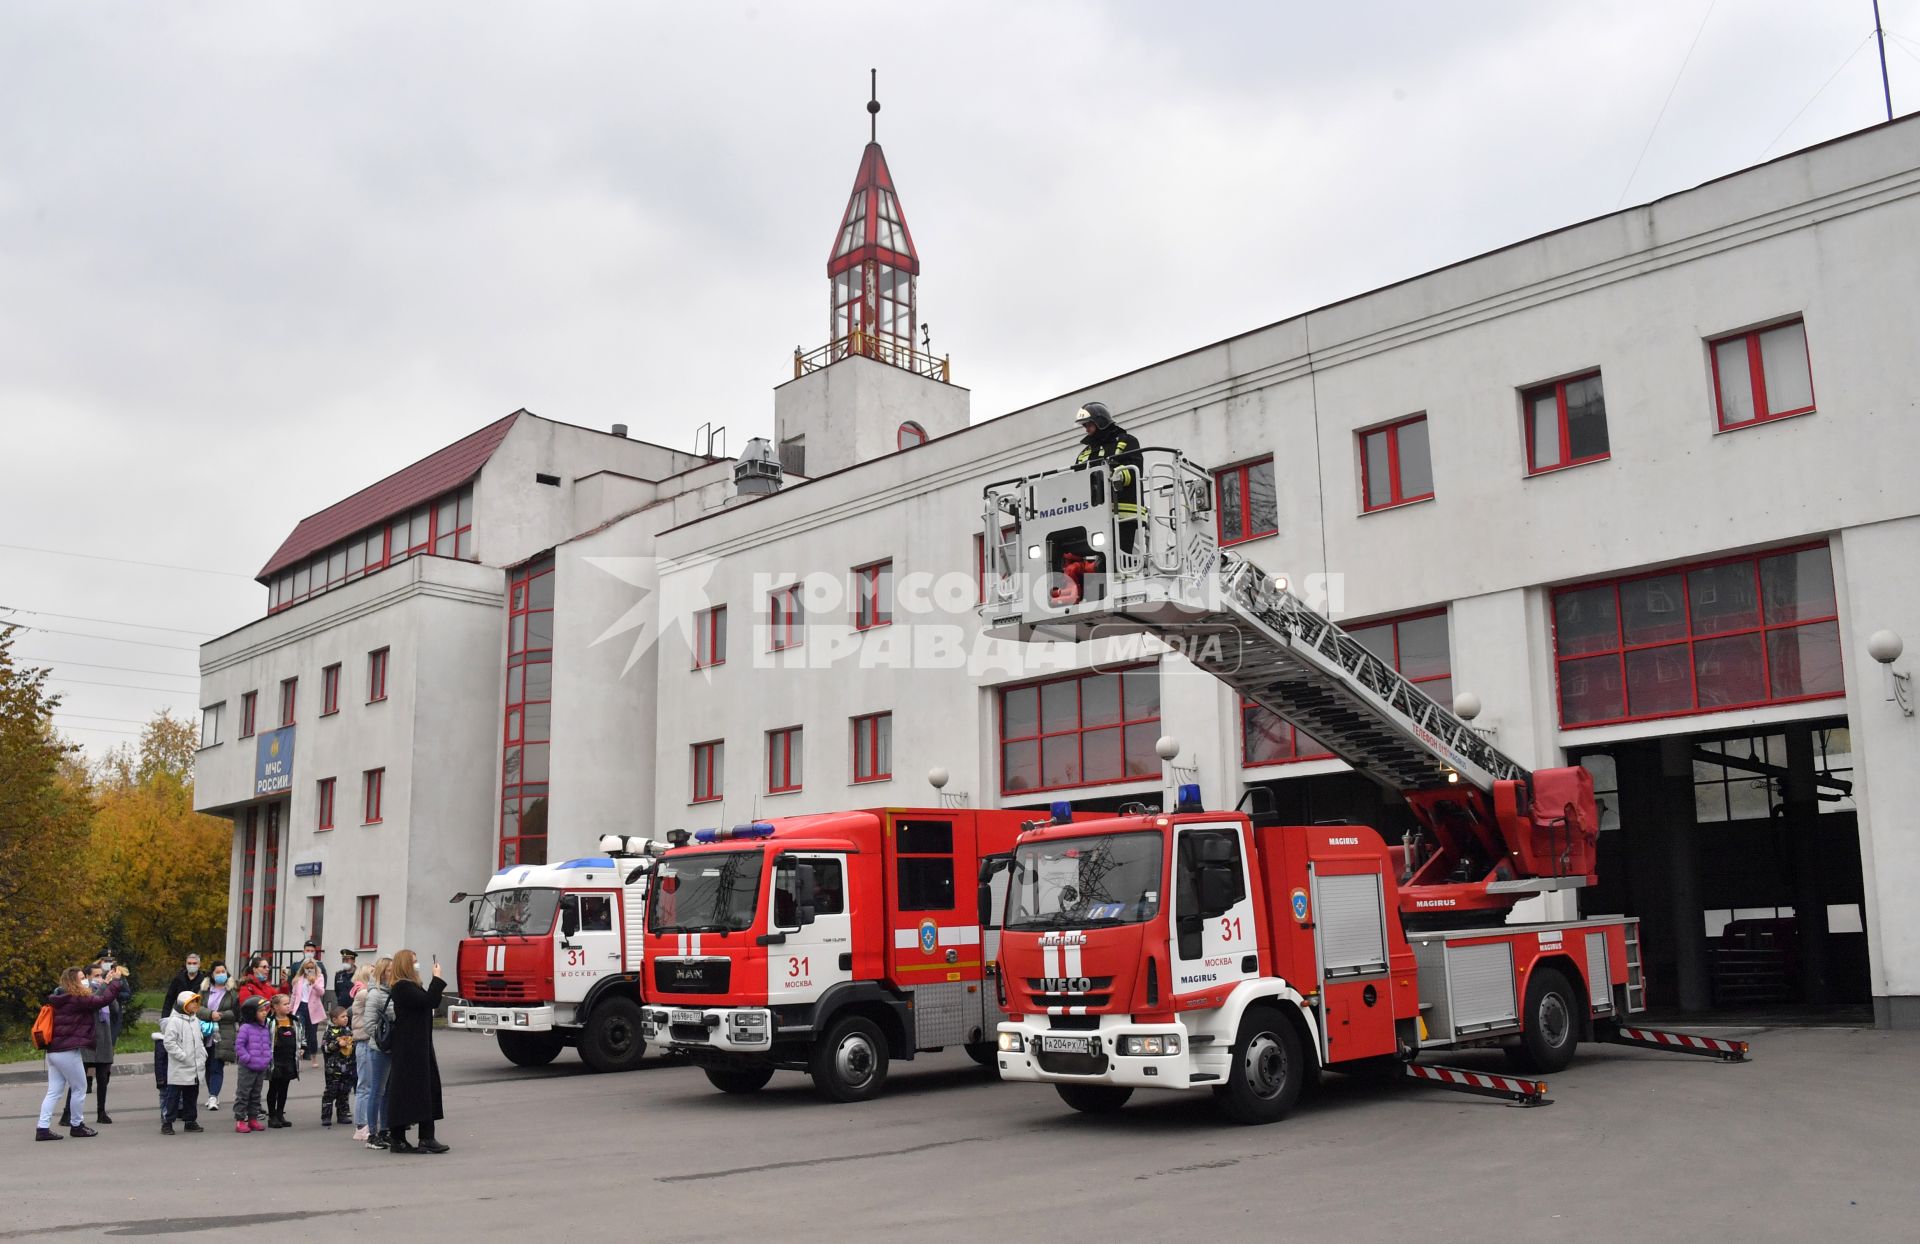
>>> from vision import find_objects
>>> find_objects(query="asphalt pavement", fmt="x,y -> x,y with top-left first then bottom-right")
2,1023 -> 1915,1241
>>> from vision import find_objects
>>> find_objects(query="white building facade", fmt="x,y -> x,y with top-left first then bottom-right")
204,115 -> 1920,1026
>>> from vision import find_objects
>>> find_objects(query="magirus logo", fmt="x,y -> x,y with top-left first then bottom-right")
1034,501 -> 1092,518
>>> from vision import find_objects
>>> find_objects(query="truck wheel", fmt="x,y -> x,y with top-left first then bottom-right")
704,1066 -> 775,1094
1055,1083 -> 1132,1114
1215,1006 -> 1305,1125
578,997 -> 649,1073
810,1015 -> 889,1102
496,1029 -> 565,1068
964,1041 -> 998,1069
1508,967 -> 1579,1074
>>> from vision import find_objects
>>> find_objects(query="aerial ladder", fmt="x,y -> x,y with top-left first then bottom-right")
979,447 -> 1600,926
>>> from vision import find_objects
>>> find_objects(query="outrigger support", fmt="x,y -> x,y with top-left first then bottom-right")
1404,1061 -> 1551,1107
1597,1023 -> 1750,1062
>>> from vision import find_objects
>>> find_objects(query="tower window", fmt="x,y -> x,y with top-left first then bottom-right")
897,421 -> 927,450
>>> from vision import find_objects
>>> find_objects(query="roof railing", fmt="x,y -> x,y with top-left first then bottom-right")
795,330 -> 950,382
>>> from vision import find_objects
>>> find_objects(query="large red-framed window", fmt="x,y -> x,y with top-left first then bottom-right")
363,768 -> 385,824
853,561 -> 893,630
692,740 -> 724,803
501,556 -> 553,866
1552,544 -> 1842,727
1244,609 -> 1450,766
694,606 -> 728,669
999,666 -> 1161,795
356,896 -> 378,951
321,664 -> 341,716
852,712 -> 892,783
238,809 -> 258,959
240,691 -> 257,739
769,585 -> 803,651
268,483 -> 475,615
307,896 -> 324,949
1524,372 -> 1610,474
1359,415 -> 1434,511
1214,457 -> 1278,545
279,677 -> 298,727
368,648 -> 389,703
316,777 -> 335,831
260,804 -> 280,954
767,726 -> 803,794
1710,319 -> 1814,431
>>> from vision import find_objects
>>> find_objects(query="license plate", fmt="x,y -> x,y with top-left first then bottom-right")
670,1009 -> 703,1026
1041,1035 -> 1097,1055
470,1012 -> 500,1026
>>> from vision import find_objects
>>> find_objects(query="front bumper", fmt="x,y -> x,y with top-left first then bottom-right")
996,1017 -> 1217,1091
448,1003 -> 556,1033
642,1005 -> 776,1055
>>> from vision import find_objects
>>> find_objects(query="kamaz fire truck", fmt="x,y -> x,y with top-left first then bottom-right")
978,448 -> 1747,1122
639,809 -> 1034,1101
447,835 -> 664,1073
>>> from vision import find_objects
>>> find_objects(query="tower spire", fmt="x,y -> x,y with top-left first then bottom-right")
868,68 -> 880,143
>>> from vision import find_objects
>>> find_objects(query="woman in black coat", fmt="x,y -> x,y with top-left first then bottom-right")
384,949 -> 448,1154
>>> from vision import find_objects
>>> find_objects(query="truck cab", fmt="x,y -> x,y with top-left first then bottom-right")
449,841 -> 657,1073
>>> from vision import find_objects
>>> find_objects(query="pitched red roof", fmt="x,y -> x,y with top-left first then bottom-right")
256,411 -> 522,581
827,142 -> 919,277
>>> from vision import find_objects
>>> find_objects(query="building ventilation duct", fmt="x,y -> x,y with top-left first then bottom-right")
735,437 -> 784,496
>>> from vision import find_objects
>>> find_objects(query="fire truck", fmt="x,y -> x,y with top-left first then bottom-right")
978,448 -> 1747,1122
447,835 -> 664,1073
639,809 -> 1034,1101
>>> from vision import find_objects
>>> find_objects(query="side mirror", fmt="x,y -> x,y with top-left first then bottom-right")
977,881 -> 994,927
560,906 -> 580,938
1197,864 -> 1237,919
797,904 -> 817,927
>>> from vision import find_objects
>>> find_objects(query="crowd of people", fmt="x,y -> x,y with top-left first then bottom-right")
32,941 -> 449,1153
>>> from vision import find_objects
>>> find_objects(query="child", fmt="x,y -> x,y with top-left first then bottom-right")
321,1005 -> 356,1128
266,993 -> 301,1128
231,997 -> 273,1133
159,992 -> 208,1135
152,1030 -> 172,1129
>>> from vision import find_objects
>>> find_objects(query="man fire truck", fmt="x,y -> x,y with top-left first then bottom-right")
447,835 -> 664,1073
978,445 -> 1747,1123
640,809 -> 1033,1101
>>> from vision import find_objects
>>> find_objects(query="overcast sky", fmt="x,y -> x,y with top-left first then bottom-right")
2,0 -> 1914,753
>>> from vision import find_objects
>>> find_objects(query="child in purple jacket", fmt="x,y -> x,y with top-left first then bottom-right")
231,997 -> 273,1133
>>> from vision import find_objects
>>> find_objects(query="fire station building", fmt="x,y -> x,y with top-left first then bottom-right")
198,113 -> 1920,1028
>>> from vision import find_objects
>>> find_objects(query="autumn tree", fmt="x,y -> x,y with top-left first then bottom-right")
90,711 -> 230,983
0,626 -> 103,1026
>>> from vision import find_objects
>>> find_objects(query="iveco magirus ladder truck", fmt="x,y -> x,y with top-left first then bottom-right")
977,446 -> 1747,1123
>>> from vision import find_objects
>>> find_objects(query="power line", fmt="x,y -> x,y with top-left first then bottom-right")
1760,31 -> 1880,159
54,711 -> 164,726
0,541 -> 254,580
56,724 -> 142,738
17,656 -> 198,680
0,606 -> 213,637
45,674 -> 205,696
0,623 -> 200,652
1616,0 -> 1720,209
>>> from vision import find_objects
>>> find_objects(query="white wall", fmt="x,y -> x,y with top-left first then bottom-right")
773,354 -> 971,479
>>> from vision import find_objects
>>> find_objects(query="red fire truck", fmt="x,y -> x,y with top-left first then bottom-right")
640,809 -> 1034,1101
978,450 -> 1747,1122
447,835 -> 663,1073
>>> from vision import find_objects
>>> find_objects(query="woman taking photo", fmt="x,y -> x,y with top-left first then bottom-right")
79,961 -> 122,1125
383,949 -> 448,1154
291,959 -> 327,1067
36,964 -> 128,1141
200,962 -> 239,1112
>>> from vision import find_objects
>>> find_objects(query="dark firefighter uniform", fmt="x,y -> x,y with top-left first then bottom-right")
1071,401 -> 1142,553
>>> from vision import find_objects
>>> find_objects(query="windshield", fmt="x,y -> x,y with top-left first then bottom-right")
470,887 -> 560,937
1006,832 -> 1164,931
648,849 -> 765,935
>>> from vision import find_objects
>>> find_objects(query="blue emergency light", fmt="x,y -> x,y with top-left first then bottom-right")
1050,801 -> 1072,824
1177,783 -> 1203,812
692,823 -> 777,843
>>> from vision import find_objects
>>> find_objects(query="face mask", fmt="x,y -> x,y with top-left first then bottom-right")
213,973 -> 229,985
186,962 -> 199,972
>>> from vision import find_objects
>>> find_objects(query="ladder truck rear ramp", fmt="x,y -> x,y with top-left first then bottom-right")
978,448 -> 1748,1124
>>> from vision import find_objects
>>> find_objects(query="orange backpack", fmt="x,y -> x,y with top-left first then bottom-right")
30,1004 -> 56,1050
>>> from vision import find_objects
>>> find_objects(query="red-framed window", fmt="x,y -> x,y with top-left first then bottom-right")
238,809 -> 258,959
694,606 -> 728,668
692,740 -> 724,803
279,677 -> 297,727
363,767 -> 384,824
853,560 -> 893,630
1524,371 -> 1609,474
433,487 -> 475,559
267,483 -> 474,615
1359,415 -> 1434,511
852,712 -> 892,783
767,726 -> 803,794
307,896 -> 324,949
260,804 -> 280,953
898,421 -> 928,450
316,777 -> 335,831
999,666 -> 1160,795
1710,319 -> 1814,430
1244,609 -> 1450,766
368,648 -> 389,703
356,896 -> 378,951
1552,544 -> 1842,727
1214,458 -> 1277,545
321,663 -> 341,715
769,585 -> 803,651
240,691 -> 257,739
501,557 -> 552,866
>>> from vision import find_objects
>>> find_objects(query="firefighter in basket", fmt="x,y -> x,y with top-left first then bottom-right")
1060,402 -> 1143,604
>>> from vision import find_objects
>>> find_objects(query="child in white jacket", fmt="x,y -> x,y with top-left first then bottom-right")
160,992 -> 209,1135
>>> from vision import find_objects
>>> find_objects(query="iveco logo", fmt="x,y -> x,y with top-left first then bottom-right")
1034,502 -> 1091,518
1039,977 -> 1093,993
